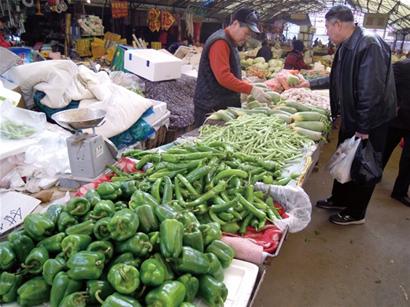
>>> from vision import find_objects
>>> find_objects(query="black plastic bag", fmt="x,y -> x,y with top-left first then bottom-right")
351,140 -> 383,185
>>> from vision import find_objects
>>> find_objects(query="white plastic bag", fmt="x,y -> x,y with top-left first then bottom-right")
254,183 -> 312,233
0,101 -> 46,140
328,136 -> 361,184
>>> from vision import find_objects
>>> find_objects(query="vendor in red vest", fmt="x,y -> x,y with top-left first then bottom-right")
0,16 -> 11,48
193,8 -> 270,127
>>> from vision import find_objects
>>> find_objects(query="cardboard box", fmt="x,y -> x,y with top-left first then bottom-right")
124,49 -> 182,82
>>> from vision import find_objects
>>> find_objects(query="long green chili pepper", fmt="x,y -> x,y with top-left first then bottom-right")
151,178 -> 162,203
239,214 -> 253,234
237,194 -> 267,220
186,181 -> 227,207
176,174 -> 200,198
162,177 -> 173,205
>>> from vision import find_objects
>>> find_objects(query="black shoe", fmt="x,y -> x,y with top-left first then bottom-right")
316,198 -> 346,210
329,213 -> 365,225
391,194 -> 410,207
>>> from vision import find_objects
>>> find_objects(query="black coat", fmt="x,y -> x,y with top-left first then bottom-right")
256,46 -> 273,62
391,59 -> 410,130
311,27 -> 397,134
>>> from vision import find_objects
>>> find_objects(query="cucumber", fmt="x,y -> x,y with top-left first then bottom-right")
270,109 -> 293,116
273,113 -> 292,124
290,121 -> 325,132
274,106 -> 298,114
247,101 -> 262,109
292,126 -> 322,141
285,100 -> 312,112
253,82 -> 268,88
291,111 -> 327,122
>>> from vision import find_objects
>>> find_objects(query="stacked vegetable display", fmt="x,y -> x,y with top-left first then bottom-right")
0,181 -> 235,307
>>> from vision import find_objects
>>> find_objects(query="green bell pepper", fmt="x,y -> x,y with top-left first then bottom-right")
153,253 -> 174,281
7,230 -> 34,263
108,209 -> 139,241
154,204 -> 180,222
87,280 -> 115,304
61,234 -> 92,258
50,272 -> 82,307
90,200 -> 116,219
198,275 -> 228,307
110,252 -> 141,269
145,281 -> 186,307
58,211 -> 78,232
22,246 -> 49,274
140,258 -> 166,287
108,263 -> 140,294
183,225 -> 204,252
221,222 -> 240,233
206,239 -> 235,268
45,204 -> 64,224
177,273 -> 199,303
17,276 -> 50,307
94,217 -> 112,240
129,190 -> 159,209
0,273 -> 21,303
115,201 -> 128,211
66,220 -> 95,236
160,219 -> 183,259
85,189 -> 101,207
65,197 -> 91,216
42,257 -> 66,285
23,213 -> 55,240
180,303 -> 196,307
149,231 -> 160,250
87,240 -> 114,263
206,253 -> 224,281
67,251 -> 105,280
97,182 -> 122,200
174,246 -> 210,275
0,241 -> 16,270
120,180 -> 138,198
38,232 -> 66,253
59,291 -> 88,307
0,272 -> 16,296
178,212 -> 200,227
102,292 -> 142,307
135,204 -> 159,233
115,233 -> 153,258
199,222 -> 222,247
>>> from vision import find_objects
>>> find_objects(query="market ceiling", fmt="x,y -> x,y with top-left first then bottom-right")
153,0 -> 409,31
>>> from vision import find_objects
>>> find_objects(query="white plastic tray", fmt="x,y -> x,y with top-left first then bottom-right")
196,259 -> 259,307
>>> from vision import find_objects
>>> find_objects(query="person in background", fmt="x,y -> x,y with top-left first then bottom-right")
328,42 -> 335,55
193,8 -> 270,127
0,16 -> 11,48
284,40 -> 309,70
300,5 -> 397,225
382,58 -> 410,207
256,40 -> 273,62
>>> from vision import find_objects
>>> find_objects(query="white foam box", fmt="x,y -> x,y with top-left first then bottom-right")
124,49 -> 182,82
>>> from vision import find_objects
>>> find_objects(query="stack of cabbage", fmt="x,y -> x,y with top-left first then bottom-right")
241,57 -> 284,79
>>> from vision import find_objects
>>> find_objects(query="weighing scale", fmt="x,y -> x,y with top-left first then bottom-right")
52,108 -> 118,189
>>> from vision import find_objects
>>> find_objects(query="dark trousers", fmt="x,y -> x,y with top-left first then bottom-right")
382,126 -> 410,197
331,124 -> 389,219
194,104 -> 210,128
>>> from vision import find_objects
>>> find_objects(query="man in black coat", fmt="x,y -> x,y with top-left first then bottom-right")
382,58 -> 410,207
256,40 -> 273,62
301,5 -> 397,225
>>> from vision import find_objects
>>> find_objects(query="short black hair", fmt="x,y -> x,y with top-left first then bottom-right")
292,40 -> 304,52
325,5 -> 354,22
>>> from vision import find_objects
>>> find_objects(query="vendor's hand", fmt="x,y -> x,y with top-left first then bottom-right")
295,75 -> 310,88
355,132 -> 369,140
251,86 -> 270,104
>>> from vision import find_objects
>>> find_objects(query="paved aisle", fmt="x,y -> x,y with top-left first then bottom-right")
254,129 -> 410,307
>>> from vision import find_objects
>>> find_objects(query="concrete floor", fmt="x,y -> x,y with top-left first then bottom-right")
253,128 -> 410,307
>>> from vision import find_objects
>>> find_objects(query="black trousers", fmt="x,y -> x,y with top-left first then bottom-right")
382,126 -> 410,197
331,124 -> 389,219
